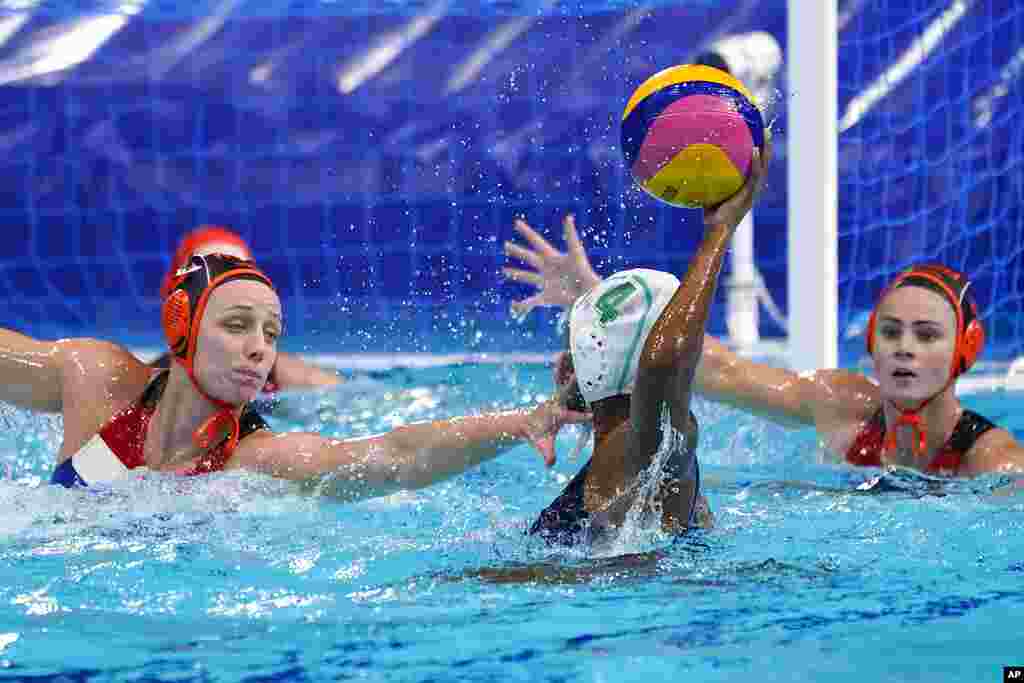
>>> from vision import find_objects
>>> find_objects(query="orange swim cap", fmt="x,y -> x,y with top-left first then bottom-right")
160,226 -> 253,299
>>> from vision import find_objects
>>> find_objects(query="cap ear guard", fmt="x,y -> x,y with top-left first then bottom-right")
865,308 -> 879,356
958,313 -> 984,374
160,254 -> 210,367
162,289 -> 192,357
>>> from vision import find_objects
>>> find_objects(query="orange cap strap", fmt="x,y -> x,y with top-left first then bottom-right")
883,410 -> 928,459
193,410 -> 241,454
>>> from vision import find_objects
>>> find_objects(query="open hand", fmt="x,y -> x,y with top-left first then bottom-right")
703,133 -> 774,232
502,214 -> 602,318
523,397 -> 590,467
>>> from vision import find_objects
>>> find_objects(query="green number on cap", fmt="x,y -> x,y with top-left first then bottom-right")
595,281 -> 637,325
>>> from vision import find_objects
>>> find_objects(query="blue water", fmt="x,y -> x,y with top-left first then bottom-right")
0,356 -> 1021,681
1,0 -> 1021,677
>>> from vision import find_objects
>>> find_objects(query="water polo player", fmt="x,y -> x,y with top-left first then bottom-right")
530,138 -> 771,545
504,235 -> 1024,477
1,253 -> 588,493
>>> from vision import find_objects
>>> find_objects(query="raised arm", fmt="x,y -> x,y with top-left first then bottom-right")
630,142 -> 772,449
501,179 -> 876,432
231,398 -> 588,500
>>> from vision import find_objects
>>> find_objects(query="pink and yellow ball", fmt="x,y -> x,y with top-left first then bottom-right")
621,64 -> 765,209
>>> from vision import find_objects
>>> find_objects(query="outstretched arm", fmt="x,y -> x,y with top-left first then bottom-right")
231,398 -> 589,500
694,335 -> 877,428
0,327 -> 151,453
503,214 -> 602,317
500,176 -> 871,431
570,144 -> 772,535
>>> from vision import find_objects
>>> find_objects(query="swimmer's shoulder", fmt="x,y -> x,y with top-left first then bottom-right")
962,425 -> 1024,476
803,369 -> 881,460
806,368 -> 881,424
56,338 -> 152,395
55,339 -> 155,459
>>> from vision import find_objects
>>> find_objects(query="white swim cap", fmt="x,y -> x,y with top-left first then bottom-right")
569,268 -> 680,405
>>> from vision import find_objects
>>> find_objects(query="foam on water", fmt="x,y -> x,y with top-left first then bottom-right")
1,358 -> 1022,680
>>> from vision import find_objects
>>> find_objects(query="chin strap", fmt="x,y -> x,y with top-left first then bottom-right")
883,408 -> 928,458
882,376 -> 956,460
177,360 -> 241,457
193,410 -> 240,454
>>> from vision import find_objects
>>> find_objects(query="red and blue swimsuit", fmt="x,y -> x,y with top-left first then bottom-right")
51,371 -> 267,488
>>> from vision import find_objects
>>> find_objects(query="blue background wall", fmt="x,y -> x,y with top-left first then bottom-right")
0,0 -> 1021,358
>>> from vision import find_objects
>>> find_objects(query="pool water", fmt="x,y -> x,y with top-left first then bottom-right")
0,358 -> 1021,681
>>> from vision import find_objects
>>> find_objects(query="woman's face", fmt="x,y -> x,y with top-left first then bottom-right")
193,279 -> 282,405
871,285 -> 958,407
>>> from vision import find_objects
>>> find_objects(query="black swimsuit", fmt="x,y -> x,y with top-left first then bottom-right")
529,410 -> 701,546
845,408 -> 996,475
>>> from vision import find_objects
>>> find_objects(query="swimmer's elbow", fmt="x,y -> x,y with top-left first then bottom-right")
288,431 -> 421,498
300,448 -> 410,499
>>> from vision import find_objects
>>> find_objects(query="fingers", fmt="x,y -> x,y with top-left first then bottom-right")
503,240 -> 544,270
513,218 -> 561,260
752,131 -> 773,189
743,148 -> 764,199
752,138 -> 772,195
563,214 -> 586,257
700,130 -> 772,225
510,295 -> 541,318
502,267 -> 543,287
738,139 -> 771,203
533,436 -> 556,467
553,372 -> 576,403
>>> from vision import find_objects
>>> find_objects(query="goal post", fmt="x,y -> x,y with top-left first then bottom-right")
786,0 -> 839,372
